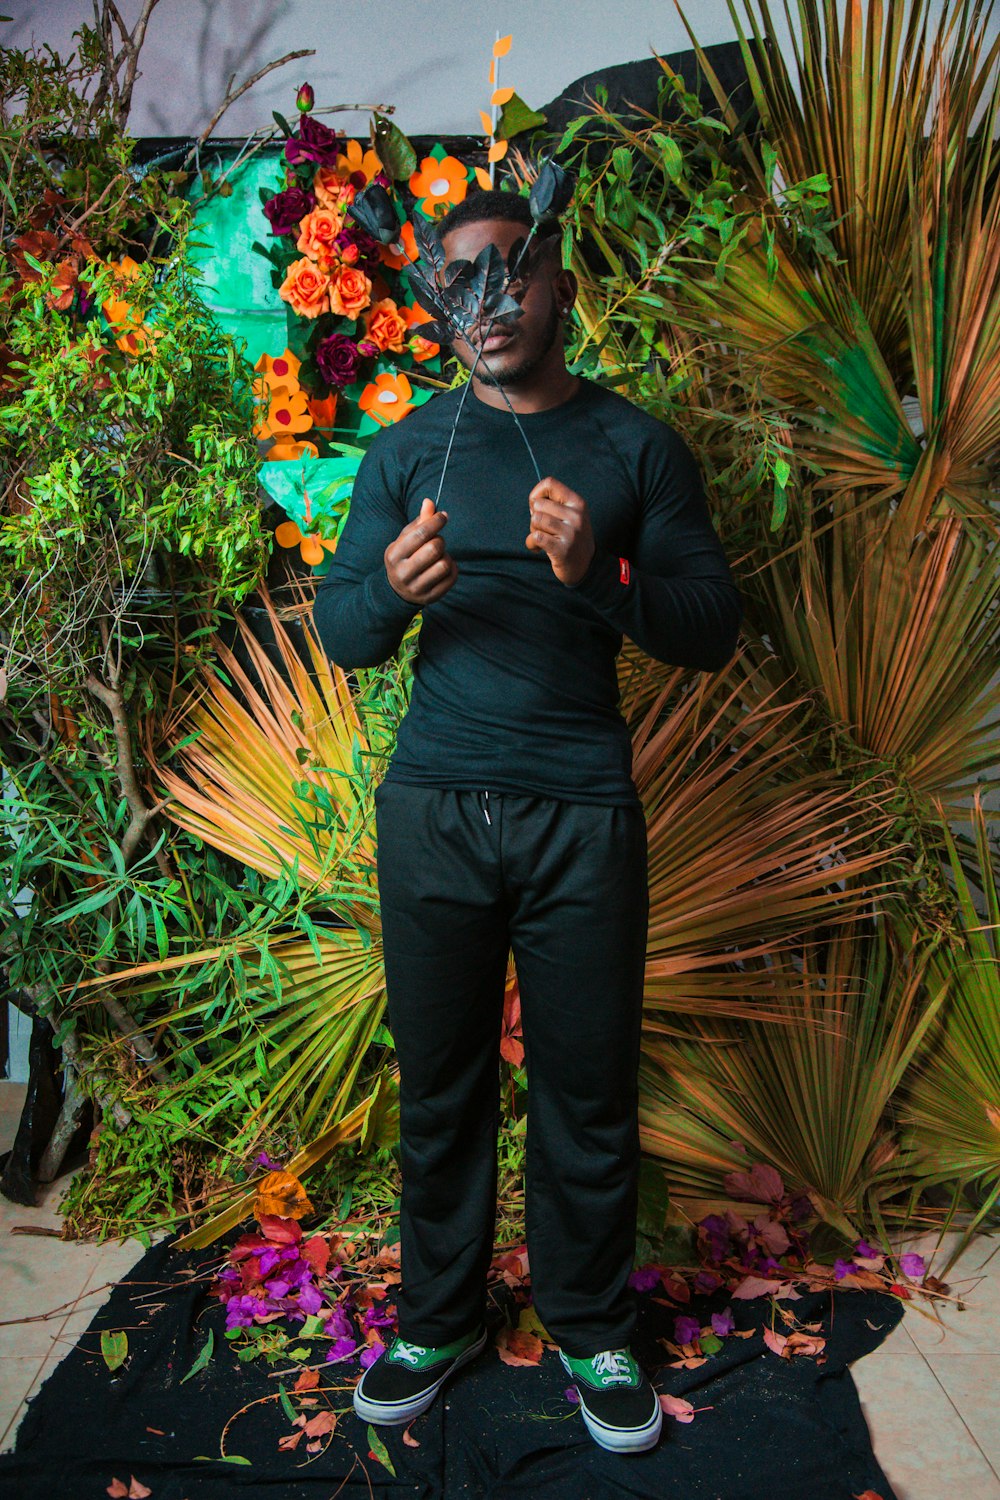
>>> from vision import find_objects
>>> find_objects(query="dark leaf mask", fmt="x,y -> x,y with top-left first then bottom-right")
529,158 -> 574,223
344,183 -> 400,245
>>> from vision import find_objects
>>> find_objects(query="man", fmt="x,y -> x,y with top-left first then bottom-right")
313,188 -> 743,1454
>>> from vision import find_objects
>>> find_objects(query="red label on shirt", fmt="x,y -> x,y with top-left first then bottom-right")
619,557 -> 631,585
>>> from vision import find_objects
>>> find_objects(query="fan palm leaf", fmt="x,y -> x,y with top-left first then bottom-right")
621,638 -> 908,1030
895,789 -> 1000,1268
638,912 -> 949,1236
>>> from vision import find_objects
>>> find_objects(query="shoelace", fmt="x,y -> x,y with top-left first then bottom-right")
592,1350 -> 635,1385
392,1339 -> 427,1365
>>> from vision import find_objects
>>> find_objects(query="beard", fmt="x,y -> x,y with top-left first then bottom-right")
465,297 -> 562,388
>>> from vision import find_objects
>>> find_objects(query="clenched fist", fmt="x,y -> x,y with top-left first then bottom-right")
525,476 -> 596,586
385,496 -> 458,605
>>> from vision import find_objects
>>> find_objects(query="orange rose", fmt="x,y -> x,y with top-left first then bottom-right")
365,297 -> 408,354
313,165 -> 356,211
295,207 -> 343,265
279,257 -> 330,319
329,263 -> 372,319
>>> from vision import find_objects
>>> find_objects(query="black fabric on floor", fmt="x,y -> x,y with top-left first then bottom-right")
0,1229 -> 900,1499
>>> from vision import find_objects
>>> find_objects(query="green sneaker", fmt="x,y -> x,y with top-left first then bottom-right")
353,1325 -> 488,1425
559,1347 -> 663,1453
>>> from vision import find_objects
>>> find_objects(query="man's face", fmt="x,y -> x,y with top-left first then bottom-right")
438,217 -> 568,389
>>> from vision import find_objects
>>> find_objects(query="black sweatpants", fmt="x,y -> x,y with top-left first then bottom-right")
374,780 -> 650,1360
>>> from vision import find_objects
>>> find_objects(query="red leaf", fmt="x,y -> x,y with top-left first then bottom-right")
257,1213 -> 302,1244
278,1431 -> 303,1451
107,1483 -> 129,1498
303,1410 -> 337,1438
229,1232 -> 272,1260
500,1035 -> 525,1066
128,1480 -> 152,1499
293,1368 -> 320,1391
301,1235 -> 330,1275
724,1163 -> 785,1203
403,1424 -> 421,1447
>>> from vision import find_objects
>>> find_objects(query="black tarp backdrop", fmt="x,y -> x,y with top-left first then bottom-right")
0,1229 -> 901,1499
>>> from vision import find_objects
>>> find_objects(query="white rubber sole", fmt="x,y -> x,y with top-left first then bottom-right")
353,1327 -> 489,1425
559,1351 -> 664,1453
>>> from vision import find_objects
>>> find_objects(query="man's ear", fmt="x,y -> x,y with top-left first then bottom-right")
557,265 -> 578,312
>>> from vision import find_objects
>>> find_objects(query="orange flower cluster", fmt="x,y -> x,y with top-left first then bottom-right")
279,257 -> 374,322
253,346 -> 329,461
254,346 -> 341,564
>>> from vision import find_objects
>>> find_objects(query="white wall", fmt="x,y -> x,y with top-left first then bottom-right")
5,0 -> 957,141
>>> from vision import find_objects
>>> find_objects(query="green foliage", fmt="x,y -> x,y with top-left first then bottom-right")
0,19 -> 275,1231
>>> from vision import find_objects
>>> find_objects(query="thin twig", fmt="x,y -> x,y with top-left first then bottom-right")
180,50 -> 316,173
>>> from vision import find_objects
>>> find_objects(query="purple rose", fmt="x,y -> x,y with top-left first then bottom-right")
285,114 -> 340,167
315,332 -> 361,389
628,1266 -> 662,1294
855,1239 -> 881,1259
833,1257 -> 857,1279
263,186 -> 316,237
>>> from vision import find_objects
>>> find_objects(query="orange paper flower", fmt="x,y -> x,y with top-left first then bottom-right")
255,348 -> 302,391
275,518 -> 337,566
337,139 -> 382,186
329,263 -> 372,318
307,393 -> 338,432
359,370 -> 414,426
401,301 -> 440,362
255,385 -> 313,439
279,257 -> 331,319
380,220 -> 419,271
409,155 -> 469,217
268,438 -> 319,461
295,207 -> 344,265
364,297 -> 408,354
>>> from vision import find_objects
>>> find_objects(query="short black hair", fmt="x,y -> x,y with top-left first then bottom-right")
434,188 -> 562,248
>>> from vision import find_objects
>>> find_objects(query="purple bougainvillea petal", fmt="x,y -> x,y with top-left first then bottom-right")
899,1252 -> 926,1280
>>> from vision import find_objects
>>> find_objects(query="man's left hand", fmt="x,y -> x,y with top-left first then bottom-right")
526,476 -> 596,586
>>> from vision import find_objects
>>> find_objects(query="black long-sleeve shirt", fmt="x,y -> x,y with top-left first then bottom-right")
313,374 -> 743,806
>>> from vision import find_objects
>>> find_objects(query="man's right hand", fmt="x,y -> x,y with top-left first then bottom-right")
385,497 -> 458,605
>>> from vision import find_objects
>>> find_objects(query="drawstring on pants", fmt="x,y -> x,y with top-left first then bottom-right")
481,789 -> 492,825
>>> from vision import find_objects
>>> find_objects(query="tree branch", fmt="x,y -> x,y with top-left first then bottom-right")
180,48 -> 316,173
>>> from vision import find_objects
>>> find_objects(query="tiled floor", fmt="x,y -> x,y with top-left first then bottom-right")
1,1081 -> 999,1495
